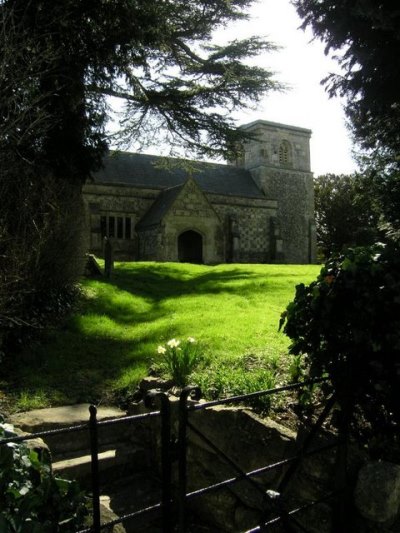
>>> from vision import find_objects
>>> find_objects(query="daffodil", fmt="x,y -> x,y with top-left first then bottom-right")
157,345 -> 166,354
167,338 -> 180,348
187,337 -> 196,343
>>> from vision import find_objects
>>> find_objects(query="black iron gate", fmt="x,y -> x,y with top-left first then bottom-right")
0,379 -> 349,532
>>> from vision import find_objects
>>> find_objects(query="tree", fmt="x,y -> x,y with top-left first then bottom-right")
2,0 -> 282,184
314,173 -> 381,258
287,2 -> 400,459
0,0 -> 281,350
293,0 -> 400,162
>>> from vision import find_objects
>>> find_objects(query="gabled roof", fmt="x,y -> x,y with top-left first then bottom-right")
93,151 -> 265,199
136,184 -> 183,230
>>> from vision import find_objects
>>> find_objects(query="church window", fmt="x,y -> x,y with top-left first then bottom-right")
108,216 -> 115,237
278,140 -> 292,167
117,217 -> 124,239
100,214 -> 134,240
100,216 -> 107,238
125,217 -> 132,239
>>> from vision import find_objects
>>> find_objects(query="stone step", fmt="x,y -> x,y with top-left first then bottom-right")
99,472 -> 163,533
53,443 -> 147,488
10,404 -> 135,457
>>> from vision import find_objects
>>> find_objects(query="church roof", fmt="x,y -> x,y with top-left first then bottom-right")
136,184 -> 183,229
93,151 -> 264,199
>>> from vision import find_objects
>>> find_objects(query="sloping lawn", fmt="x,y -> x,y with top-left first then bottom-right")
6,262 -> 320,411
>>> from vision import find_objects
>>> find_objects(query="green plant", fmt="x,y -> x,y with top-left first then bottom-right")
0,419 -> 87,532
157,337 -> 202,387
280,243 -> 400,443
4,262 -> 318,409
288,354 -> 304,383
192,354 -> 278,413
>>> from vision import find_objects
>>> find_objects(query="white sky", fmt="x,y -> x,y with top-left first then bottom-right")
222,0 -> 358,176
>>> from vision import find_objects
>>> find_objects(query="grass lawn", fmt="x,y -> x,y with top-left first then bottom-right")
4,262 -> 320,411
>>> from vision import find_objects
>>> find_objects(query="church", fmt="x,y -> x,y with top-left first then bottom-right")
83,119 -> 316,264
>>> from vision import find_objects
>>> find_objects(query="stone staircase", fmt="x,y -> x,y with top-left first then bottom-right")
10,404 -> 163,532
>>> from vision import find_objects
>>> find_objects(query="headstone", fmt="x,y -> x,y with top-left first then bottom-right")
104,237 -> 114,279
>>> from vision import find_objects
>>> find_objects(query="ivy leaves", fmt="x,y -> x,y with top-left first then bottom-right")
0,421 -> 87,532
281,243 -> 400,434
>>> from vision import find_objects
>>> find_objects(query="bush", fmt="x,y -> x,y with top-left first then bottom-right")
280,243 -> 400,445
0,419 -> 87,532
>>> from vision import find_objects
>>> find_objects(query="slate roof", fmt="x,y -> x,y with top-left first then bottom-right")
93,151 -> 265,199
136,185 -> 183,229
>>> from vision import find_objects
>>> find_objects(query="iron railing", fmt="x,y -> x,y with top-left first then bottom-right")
0,378 -> 348,532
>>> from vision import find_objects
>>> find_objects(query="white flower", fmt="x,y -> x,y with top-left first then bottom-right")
157,345 -> 166,354
187,337 -> 196,343
167,338 -> 180,348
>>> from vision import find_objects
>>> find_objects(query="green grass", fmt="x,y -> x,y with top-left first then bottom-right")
5,262 -> 320,411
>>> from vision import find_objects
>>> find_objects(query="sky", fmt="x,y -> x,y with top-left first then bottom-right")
220,0 -> 358,176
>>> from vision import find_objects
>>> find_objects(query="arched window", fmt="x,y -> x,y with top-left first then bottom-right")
278,140 -> 292,167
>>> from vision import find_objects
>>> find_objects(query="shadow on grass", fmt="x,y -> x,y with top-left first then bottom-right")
74,265 -> 261,326
4,329 -> 159,408
4,263 -> 317,410
107,262 -> 298,301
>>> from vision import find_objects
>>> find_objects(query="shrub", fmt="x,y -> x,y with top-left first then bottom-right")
157,337 -> 202,387
280,243 -> 400,445
0,419 -> 87,532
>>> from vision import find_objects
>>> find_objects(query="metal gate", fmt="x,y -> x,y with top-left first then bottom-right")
1,379 -> 349,532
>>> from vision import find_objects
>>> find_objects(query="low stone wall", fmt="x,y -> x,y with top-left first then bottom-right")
128,381 -> 400,532
10,388 -> 400,532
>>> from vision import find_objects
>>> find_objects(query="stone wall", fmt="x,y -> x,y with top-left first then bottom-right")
251,167 -> 315,263
83,182 -> 279,263
162,179 -> 224,263
83,183 -> 158,260
210,194 -> 277,263
128,388 -> 400,532
138,226 -> 161,261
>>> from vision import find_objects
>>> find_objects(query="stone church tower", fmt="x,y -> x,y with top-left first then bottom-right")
234,120 -> 316,264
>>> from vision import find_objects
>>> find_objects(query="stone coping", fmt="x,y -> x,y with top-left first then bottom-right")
9,404 -> 126,433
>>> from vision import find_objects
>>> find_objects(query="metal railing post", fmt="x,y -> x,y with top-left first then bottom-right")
145,391 -> 173,533
177,386 -> 201,533
89,405 -> 101,533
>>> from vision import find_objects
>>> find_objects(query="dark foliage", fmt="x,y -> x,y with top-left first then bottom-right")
314,173 -> 382,259
2,0 -> 281,176
281,244 -> 400,453
0,419 -> 88,531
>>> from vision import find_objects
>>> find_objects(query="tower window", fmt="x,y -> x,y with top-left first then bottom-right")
278,140 -> 292,167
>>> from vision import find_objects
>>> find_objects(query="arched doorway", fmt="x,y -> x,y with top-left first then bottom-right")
178,230 -> 203,263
